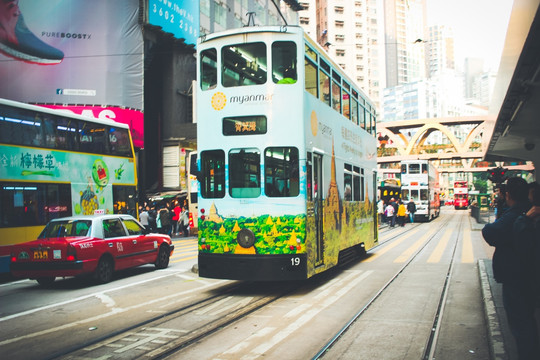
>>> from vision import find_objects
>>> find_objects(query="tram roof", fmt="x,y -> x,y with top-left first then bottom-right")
487,0 -> 540,170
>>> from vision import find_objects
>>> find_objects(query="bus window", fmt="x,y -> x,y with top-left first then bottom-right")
109,127 -> 132,157
264,147 -> 299,197
305,58 -> 318,97
319,70 -> 330,106
229,148 -> 260,198
79,122 -> 108,155
200,150 -> 225,199
272,41 -> 297,84
420,189 -> 428,201
200,48 -> 217,90
409,164 -> 420,174
222,42 -> 267,87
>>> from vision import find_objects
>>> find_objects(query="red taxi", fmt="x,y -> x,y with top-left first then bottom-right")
10,214 -> 174,286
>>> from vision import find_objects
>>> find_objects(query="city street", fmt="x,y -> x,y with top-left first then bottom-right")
0,208 -> 504,359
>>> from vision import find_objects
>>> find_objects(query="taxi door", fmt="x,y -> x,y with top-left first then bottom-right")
121,217 -> 158,266
102,218 -> 135,269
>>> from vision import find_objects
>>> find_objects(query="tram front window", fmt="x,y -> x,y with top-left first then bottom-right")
222,42 -> 267,87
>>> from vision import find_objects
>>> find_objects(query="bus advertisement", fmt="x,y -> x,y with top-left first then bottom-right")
0,98 -> 138,273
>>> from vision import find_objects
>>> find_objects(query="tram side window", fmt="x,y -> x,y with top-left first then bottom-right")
420,189 -> 429,201
351,98 -> 358,125
359,105 -> 366,129
229,148 -> 261,198
344,164 -> 352,201
422,163 -> 428,173
272,41 -> 297,84
401,164 -> 407,174
200,150 -> 225,199
305,58 -> 318,97
332,79 -> 341,113
264,147 -> 299,197
222,42 -> 267,87
401,189 -> 409,201
319,70 -> 331,106
200,48 -> 217,90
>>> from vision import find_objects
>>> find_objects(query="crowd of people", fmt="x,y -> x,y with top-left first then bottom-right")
138,199 -> 191,237
377,197 -> 416,228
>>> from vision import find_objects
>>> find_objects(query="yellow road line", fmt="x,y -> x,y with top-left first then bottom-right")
427,228 -> 452,263
172,255 -> 198,263
394,228 -> 436,263
365,229 -> 420,262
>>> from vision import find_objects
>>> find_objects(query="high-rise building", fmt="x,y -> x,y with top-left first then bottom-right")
425,25 -> 455,78
383,0 -> 426,88
298,0 -> 384,109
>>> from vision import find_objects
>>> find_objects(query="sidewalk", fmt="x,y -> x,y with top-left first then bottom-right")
472,215 -> 529,360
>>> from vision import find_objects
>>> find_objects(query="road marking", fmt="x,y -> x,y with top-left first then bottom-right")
394,228 -> 436,263
427,228 -> 452,263
365,229 -> 420,262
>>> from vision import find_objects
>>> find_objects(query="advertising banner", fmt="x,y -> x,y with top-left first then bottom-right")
0,0 -> 144,147
148,0 -> 199,46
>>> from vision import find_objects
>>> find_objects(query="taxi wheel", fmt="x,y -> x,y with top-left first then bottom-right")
36,277 -> 55,287
94,256 -> 114,284
155,245 -> 170,269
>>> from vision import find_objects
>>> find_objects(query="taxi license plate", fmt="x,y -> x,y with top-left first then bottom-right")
33,250 -> 48,260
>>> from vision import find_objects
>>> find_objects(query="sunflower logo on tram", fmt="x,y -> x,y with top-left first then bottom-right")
211,92 -> 227,111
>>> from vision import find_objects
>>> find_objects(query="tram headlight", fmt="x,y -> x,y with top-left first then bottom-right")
236,228 -> 255,248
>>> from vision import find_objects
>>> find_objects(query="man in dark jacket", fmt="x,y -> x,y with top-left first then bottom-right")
482,177 -> 538,359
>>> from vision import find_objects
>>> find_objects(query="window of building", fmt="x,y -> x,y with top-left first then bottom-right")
335,6 -> 344,14
335,20 -> 344,27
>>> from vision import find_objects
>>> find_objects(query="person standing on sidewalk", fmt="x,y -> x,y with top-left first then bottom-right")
482,177 -> 538,359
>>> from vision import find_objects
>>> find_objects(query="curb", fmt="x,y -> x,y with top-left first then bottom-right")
478,259 -> 507,360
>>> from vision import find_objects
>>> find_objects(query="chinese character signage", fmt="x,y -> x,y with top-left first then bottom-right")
149,0 -> 200,47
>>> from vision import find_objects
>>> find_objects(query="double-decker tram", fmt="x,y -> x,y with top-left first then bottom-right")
400,160 -> 440,221
0,98 -> 138,273
453,180 -> 469,209
378,178 -> 401,203
196,26 -> 378,281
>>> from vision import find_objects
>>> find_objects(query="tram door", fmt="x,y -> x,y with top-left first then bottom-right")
313,153 -> 324,265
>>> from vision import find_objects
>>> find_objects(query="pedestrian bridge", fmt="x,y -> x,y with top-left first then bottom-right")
376,115 -> 533,174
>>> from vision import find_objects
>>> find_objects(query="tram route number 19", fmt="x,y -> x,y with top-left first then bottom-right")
290,257 -> 301,266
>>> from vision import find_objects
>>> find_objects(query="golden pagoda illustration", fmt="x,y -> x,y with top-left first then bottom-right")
207,202 -> 224,223
325,140 -> 342,232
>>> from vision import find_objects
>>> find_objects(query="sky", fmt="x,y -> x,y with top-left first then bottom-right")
426,0 -> 514,72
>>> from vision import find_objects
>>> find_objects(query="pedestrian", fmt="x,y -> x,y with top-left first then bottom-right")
482,177 -> 538,359
157,203 -> 171,235
140,206 -> 150,229
377,197 -> 384,227
180,205 -> 190,237
407,199 -> 417,223
397,199 -> 407,227
172,200 -> 181,236
385,201 -> 395,227
148,205 -> 157,232
390,197 -> 398,227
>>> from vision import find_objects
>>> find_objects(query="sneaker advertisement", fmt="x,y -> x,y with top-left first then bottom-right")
0,0 -> 144,147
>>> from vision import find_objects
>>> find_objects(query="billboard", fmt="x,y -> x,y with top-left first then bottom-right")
148,0 -> 199,46
0,0 -> 144,147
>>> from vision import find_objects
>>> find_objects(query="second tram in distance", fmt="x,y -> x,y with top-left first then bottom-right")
400,160 -> 441,221
196,26 -> 378,281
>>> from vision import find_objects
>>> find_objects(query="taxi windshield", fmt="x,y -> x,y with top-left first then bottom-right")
39,220 -> 92,238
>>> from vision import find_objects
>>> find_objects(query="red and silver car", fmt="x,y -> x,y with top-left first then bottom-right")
10,214 -> 174,286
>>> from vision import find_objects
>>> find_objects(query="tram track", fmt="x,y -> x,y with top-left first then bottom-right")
53,281 -> 299,360
313,213 -> 466,360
